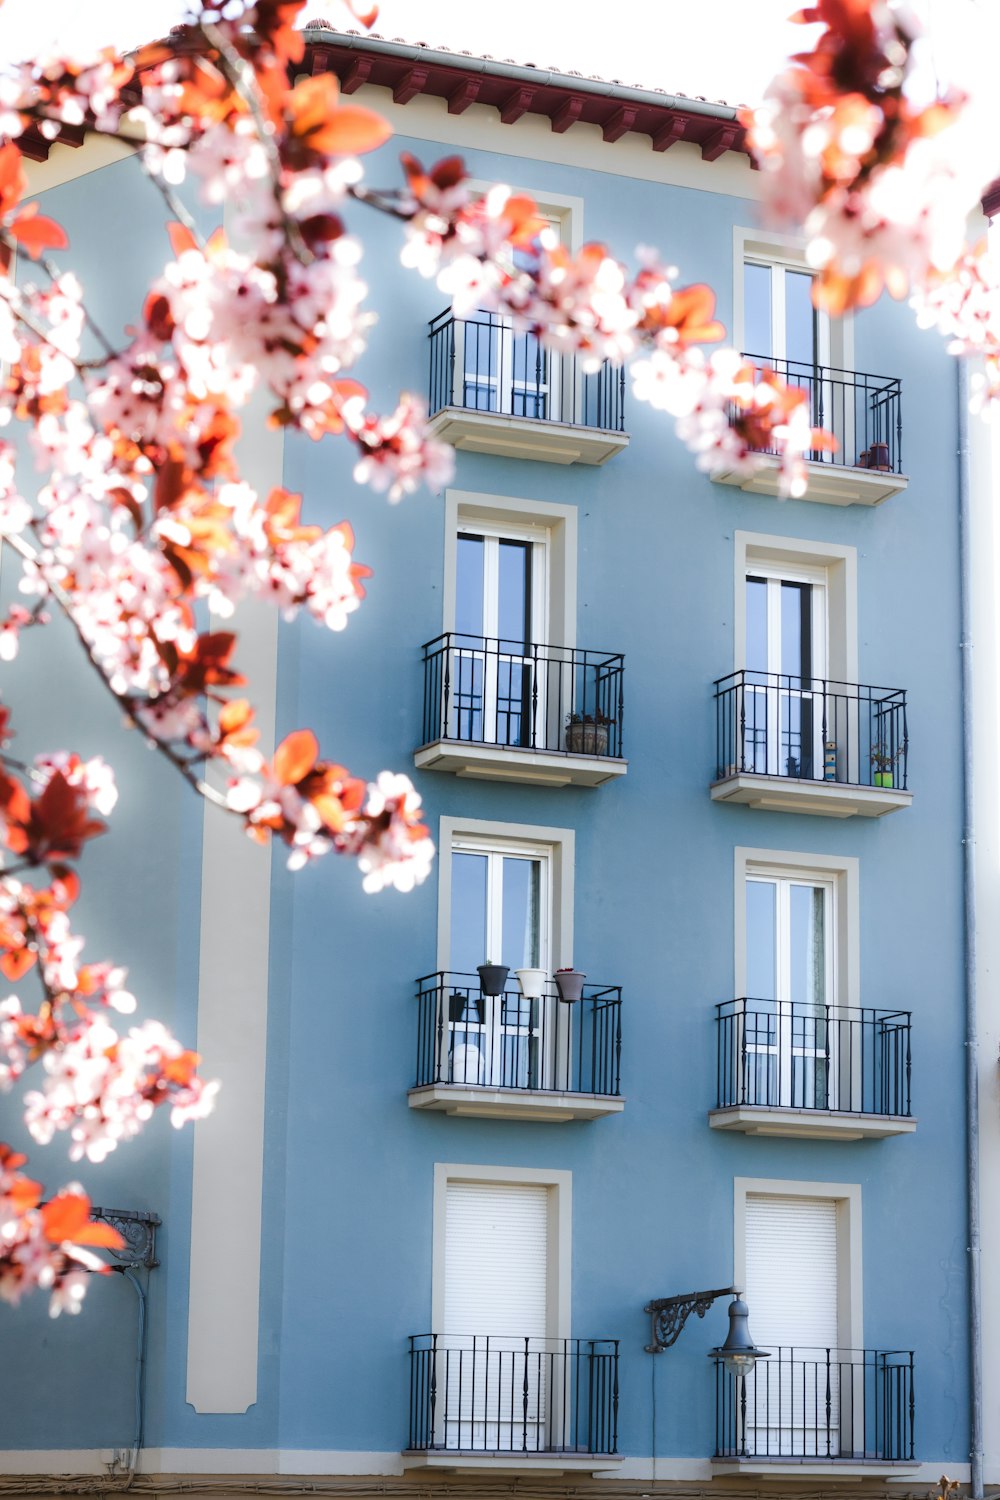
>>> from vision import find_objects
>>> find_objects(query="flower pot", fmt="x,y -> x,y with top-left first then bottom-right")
857,449 -> 870,468
566,720 -> 609,756
869,441 -> 890,471
477,963 -> 509,996
554,968 -> 586,1004
874,770 -> 894,788
515,967 -> 547,999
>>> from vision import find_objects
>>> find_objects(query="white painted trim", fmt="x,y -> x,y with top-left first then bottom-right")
735,531 -> 858,684
437,815 -> 574,971
466,178 -> 584,253
443,489 -> 578,651
355,86 -> 760,200
431,1163 -> 572,1343
25,135 -> 135,196
0,1451 -> 969,1484
733,1176 -> 863,1352
734,846 -> 860,1010
186,249 -> 284,1408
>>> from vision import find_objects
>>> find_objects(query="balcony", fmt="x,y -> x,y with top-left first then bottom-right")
710,356 -> 907,506
426,311 -> 629,465
408,972 -> 623,1121
710,999 -> 915,1140
712,671 -> 912,817
415,635 -> 627,787
714,1348 -> 917,1474
404,1334 -> 621,1472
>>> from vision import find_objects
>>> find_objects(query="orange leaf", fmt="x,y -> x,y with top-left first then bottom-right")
0,946 -> 35,981
72,1220 -> 126,1249
9,209 -> 67,260
167,221 -> 198,258
0,142 -> 26,219
312,105 -> 392,157
40,1191 -> 91,1243
273,729 -> 318,786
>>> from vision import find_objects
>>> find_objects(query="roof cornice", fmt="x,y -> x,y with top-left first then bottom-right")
302,26 -> 752,164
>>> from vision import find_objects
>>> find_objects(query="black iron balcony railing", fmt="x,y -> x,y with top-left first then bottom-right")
408,1334 -> 620,1456
715,1347 -> 915,1462
422,634 -> 625,758
715,1000 -> 912,1118
430,310 -> 626,431
740,354 -> 902,474
715,671 -> 908,790
415,972 -> 622,1098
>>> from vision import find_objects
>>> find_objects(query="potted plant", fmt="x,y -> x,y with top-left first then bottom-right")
565,711 -> 610,756
515,967 -> 547,999
870,742 -> 902,788
477,962 -> 509,995
554,967 -> 586,1004
869,441 -> 891,471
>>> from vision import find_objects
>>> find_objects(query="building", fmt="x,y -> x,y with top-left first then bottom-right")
0,19 -> 991,1497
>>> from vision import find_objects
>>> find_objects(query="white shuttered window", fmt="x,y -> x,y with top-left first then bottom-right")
745,1194 -> 840,1455
443,1182 -> 549,1451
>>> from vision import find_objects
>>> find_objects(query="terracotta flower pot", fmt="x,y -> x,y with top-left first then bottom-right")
566,720 -> 609,756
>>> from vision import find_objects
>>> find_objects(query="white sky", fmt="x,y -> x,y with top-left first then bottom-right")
0,0 -> 993,110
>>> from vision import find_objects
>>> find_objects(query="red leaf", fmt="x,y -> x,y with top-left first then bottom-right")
9,209 -> 68,260
273,729 -> 318,786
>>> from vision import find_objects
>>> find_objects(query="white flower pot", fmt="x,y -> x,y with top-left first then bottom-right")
516,967 -> 547,999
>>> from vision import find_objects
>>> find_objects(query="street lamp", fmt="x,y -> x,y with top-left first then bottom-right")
644,1285 -> 768,1374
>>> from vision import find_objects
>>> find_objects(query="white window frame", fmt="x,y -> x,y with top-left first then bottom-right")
450,834 -> 553,972
437,816 -> 575,973
733,226 -> 854,374
736,848 -> 859,1010
432,1163 -> 572,1342
444,490 -> 578,653
734,1179 -> 863,1458
744,562 -> 829,779
735,533 -> 858,686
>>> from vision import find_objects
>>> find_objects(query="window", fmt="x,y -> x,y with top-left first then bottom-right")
461,238 -> 559,421
745,870 -> 835,1109
451,520 -> 548,748
430,1163 -> 573,1455
448,836 -> 551,1088
744,562 -> 828,778
743,258 -> 830,371
734,848 -> 859,1012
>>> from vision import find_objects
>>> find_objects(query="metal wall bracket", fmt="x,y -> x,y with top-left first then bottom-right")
90,1207 -> 161,1270
643,1285 -> 738,1353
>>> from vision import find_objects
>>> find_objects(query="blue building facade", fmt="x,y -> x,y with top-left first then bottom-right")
0,24 -> 984,1496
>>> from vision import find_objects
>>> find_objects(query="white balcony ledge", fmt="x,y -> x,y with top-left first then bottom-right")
426,406 -> 629,465
708,1106 -> 917,1141
712,1457 -> 921,1478
711,772 -> 912,818
415,739 -> 628,788
408,1084 -> 625,1122
711,454 -> 909,505
402,1451 -> 622,1474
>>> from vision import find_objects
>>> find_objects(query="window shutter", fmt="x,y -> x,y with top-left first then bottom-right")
445,1182 -> 548,1338
745,1194 -> 838,1350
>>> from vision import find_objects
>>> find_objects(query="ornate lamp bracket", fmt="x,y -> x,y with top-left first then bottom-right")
90,1207 -> 162,1270
644,1285 -> 739,1353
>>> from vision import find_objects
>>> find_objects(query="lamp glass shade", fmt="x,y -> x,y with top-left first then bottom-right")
708,1296 -> 769,1376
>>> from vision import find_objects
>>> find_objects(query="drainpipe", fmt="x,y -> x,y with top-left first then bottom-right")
959,355 -> 984,1499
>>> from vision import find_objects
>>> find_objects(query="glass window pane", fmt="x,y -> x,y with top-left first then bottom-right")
497,539 -> 530,646
746,880 -> 777,1001
463,317 -> 499,411
450,852 -> 488,973
455,536 -> 484,638
789,884 -> 827,1008
501,857 -> 541,968
780,581 -> 810,678
746,576 -> 768,673
744,262 -> 772,361
786,270 -> 818,369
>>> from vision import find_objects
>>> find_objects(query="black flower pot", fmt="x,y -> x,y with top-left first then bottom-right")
554,969 -> 586,1004
477,964 -> 510,996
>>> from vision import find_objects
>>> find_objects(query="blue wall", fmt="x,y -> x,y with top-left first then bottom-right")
0,120 -> 968,1467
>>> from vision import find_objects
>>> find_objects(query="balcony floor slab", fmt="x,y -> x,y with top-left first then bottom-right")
711,772 -> 912,817
711,454 -> 909,505
408,1084 -> 625,1121
427,406 -> 629,465
415,738 -> 628,787
708,1106 -> 917,1141
712,1458 -> 922,1478
402,1451 -> 623,1474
